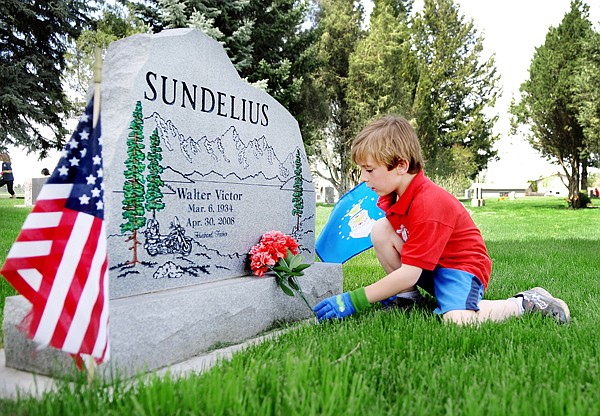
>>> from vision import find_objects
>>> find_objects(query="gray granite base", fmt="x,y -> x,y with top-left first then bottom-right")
3,262 -> 342,379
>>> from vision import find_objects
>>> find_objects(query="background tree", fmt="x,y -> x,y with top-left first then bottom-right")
347,0 -> 417,135
152,0 -> 320,149
121,101 -> 147,264
124,0 -> 165,33
64,1 -> 149,112
243,0 -> 317,111
0,0 -> 94,156
411,0 -> 500,184
146,128 -> 165,219
511,0 -> 593,208
572,24 -> 600,187
310,0 -> 364,195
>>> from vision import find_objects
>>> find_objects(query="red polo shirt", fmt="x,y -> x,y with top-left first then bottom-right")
377,170 -> 492,289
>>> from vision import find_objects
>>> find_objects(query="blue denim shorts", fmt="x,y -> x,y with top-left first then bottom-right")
416,267 -> 484,314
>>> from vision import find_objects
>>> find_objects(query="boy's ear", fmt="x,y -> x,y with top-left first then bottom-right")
396,160 -> 409,174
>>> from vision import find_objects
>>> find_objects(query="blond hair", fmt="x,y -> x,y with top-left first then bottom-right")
352,115 -> 423,173
0,153 -> 10,163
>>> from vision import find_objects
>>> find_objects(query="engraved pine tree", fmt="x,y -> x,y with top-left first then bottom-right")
121,100 -> 146,265
291,149 -> 304,231
145,128 -> 165,219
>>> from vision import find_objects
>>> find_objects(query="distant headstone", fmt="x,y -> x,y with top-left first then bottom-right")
32,178 -> 47,205
471,185 -> 485,207
325,187 -> 335,204
23,179 -> 33,206
3,29 -> 342,379
24,177 -> 48,207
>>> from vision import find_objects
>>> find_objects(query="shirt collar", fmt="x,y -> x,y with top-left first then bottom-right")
386,170 -> 427,215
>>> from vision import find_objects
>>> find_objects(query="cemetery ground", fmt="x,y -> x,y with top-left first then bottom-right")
0,196 -> 598,415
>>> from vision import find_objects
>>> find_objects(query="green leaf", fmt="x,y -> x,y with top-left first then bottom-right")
278,280 -> 295,297
273,265 -> 291,273
287,276 -> 300,291
294,263 -> 311,272
278,256 -> 290,269
288,253 -> 302,269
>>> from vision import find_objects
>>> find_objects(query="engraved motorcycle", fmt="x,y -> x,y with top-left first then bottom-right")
144,216 -> 193,256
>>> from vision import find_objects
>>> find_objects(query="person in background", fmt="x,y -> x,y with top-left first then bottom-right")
41,168 -> 50,176
0,153 -> 16,199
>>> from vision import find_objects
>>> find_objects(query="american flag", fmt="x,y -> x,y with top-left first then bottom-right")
1,94 -> 110,364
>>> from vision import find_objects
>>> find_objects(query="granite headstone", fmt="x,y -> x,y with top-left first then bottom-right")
3,28 -> 343,378
102,28 -> 317,299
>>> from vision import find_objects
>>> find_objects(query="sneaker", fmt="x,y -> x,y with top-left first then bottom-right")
380,291 -> 425,311
515,287 -> 570,324
10,194 -> 16,199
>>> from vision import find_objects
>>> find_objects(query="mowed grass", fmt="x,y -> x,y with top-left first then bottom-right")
1,197 -> 599,415
0,198 -> 28,345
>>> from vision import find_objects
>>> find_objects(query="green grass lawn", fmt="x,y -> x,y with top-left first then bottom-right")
1,196 -> 599,415
0,198 -> 29,346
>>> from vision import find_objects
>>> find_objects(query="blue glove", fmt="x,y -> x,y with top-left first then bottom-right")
313,288 -> 371,322
313,293 -> 356,322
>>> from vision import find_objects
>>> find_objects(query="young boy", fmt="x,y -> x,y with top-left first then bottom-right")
313,115 -> 570,325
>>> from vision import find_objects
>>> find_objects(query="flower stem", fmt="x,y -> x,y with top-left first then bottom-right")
296,288 -> 315,316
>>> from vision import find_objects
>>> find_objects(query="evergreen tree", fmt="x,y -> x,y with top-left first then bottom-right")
347,0 -> 417,134
157,0 -> 255,72
126,0 -> 165,33
146,128 -> 165,219
0,0 -> 94,156
511,0 -> 593,207
311,0 -> 364,195
291,149 -> 304,231
243,0 -> 316,109
411,0 -> 500,179
154,0 -> 317,111
121,101 -> 147,264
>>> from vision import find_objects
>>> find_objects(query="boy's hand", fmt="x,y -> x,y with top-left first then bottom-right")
313,288 -> 371,322
313,293 -> 356,321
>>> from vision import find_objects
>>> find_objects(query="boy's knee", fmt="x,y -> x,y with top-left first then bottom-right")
370,218 -> 396,246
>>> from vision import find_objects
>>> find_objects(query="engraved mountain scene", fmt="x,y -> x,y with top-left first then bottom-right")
149,112 -> 311,187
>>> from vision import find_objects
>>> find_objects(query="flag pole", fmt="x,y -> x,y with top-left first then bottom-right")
93,47 -> 102,128
87,46 -> 103,383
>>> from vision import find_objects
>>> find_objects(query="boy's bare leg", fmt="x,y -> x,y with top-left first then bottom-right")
371,218 -> 404,274
443,299 -> 521,325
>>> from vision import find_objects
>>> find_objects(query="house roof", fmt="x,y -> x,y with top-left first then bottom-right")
533,172 -> 566,182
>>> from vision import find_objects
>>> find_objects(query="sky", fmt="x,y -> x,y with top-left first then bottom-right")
7,0 -> 600,187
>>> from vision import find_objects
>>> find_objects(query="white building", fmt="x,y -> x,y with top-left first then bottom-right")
533,172 -> 569,197
467,183 -> 528,199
